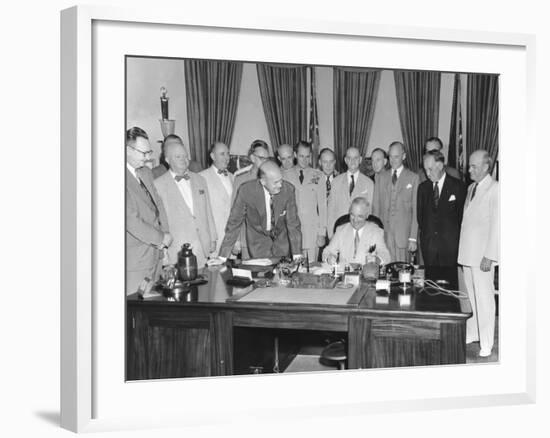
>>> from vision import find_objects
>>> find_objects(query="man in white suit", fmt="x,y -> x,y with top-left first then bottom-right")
372,141 -> 419,263
458,149 -> 499,357
323,197 -> 390,266
199,142 -> 234,256
154,140 -> 217,268
282,141 -> 327,261
327,147 -> 374,238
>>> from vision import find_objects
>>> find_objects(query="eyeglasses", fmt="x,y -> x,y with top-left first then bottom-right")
127,145 -> 153,157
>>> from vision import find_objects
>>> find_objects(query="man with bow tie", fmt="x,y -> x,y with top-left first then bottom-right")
458,150 -> 499,358
417,150 -> 466,283
372,141 -> 419,263
282,141 -> 327,261
219,160 -> 302,260
199,142 -> 235,256
154,138 -> 217,268
126,127 -> 172,295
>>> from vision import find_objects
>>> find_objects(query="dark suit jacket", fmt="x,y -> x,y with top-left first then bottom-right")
417,173 -> 466,266
219,180 -> 302,259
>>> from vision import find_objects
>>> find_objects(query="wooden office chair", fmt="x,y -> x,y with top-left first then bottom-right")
320,340 -> 347,370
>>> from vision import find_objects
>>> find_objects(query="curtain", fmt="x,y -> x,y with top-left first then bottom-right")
394,70 -> 441,172
256,64 -> 308,153
466,73 -> 499,172
333,67 -> 380,171
184,60 -> 243,168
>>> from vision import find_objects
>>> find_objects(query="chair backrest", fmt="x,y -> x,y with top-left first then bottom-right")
332,213 -> 384,234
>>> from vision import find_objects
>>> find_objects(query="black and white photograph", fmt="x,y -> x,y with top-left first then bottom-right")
125,56 -> 500,379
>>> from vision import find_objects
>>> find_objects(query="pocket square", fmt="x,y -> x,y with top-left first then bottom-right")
406,183 -> 412,189
360,189 -> 368,194
449,194 -> 456,201
280,210 -> 287,217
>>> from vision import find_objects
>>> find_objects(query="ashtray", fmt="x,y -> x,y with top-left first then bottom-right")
335,281 -> 354,289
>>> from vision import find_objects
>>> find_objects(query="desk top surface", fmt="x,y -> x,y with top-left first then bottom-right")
128,266 -> 472,318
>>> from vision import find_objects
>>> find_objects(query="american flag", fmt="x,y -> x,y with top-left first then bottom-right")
309,66 -> 320,167
448,73 -> 464,178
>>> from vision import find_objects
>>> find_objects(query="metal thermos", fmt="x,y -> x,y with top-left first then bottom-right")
177,243 -> 198,281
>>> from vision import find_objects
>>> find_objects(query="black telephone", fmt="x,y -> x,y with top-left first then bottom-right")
384,262 -> 415,282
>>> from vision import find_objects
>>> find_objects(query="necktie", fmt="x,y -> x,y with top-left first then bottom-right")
392,170 -> 397,185
217,169 -> 228,176
433,181 -> 440,208
269,194 -> 276,240
175,173 -> 190,182
299,169 -> 304,184
471,183 -> 478,201
353,230 -> 360,258
139,177 -> 159,218
326,175 -> 331,200
349,174 -> 355,196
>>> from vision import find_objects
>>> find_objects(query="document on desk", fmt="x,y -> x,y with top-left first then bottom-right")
236,286 -> 357,305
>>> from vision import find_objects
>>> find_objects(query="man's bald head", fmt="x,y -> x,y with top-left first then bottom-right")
344,147 -> 362,173
209,141 -> 230,171
258,160 -> 284,195
277,144 -> 294,170
468,149 -> 492,183
388,141 -> 406,170
165,140 -> 189,175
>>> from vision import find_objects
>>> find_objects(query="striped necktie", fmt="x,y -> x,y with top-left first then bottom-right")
353,229 -> 360,258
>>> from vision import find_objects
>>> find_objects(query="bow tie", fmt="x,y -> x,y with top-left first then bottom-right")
217,169 -> 228,176
174,174 -> 190,182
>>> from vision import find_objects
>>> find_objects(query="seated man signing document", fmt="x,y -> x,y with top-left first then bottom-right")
323,197 -> 390,266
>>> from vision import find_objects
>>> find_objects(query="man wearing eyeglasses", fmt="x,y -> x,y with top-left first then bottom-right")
126,126 -> 172,295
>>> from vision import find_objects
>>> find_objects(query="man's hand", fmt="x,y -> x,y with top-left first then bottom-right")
209,240 -> 217,253
480,257 -> 493,272
231,240 -> 242,255
316,235 -> 326,248
160,232 -> 173,249
325,253 -> 337,265
408,240 -> 417,253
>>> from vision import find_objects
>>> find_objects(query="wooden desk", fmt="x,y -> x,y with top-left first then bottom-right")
126,267 -> 471,380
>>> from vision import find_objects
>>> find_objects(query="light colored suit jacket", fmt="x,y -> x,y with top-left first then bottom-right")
458,175 -> 499,267
327,172 -> 374,238
126,167 -> 169,294
154,171 -> 217,267
283,166 -> 327,249
126,167 -> 169,270
373,167 -> 419,247
322,222 -> 391,265
199,166 -> 235,256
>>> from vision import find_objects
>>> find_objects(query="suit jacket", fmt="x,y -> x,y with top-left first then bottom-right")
322,222 -> 391,265
327,172 -> 374,238
458,175 -> 499,267
126,167 -> 169,271
154,171 -> 217,267
199,166 -> 235,256
418,165 -> 461,184
219,180 -> 302,259
283,166 -> 327,249
373,167 -> 419,248
417,174 -> 466,266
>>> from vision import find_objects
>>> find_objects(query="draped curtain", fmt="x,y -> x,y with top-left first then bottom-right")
466,73 -> 499,172
256,64 -> 308,153
333,68 -> 381,171
184,60 -> 243,168
394,70 -> 441,172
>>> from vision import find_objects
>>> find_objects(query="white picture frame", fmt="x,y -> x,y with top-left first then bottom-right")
60,5 -> 536,433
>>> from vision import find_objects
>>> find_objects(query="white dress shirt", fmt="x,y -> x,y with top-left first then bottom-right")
347,171 -> 360,187
213,165 -> 233,197
126,162 -> 138,181
391,165 -> 404,179
262,186 -> 272,231
170,170 -> 194,215
433,172 -> 446,192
